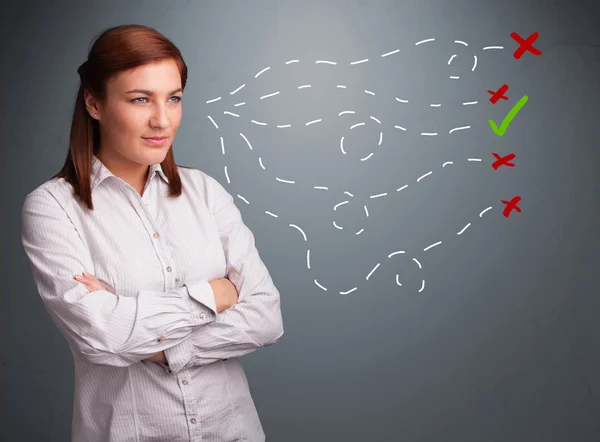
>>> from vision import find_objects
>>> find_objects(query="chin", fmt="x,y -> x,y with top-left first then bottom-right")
141,147 -> 169,163
152,149 -> 169,161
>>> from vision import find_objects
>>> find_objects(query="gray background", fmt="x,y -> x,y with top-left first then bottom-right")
2,0 -> 600,441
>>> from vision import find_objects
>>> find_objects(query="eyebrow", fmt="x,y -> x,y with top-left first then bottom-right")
125,88 -> 183,96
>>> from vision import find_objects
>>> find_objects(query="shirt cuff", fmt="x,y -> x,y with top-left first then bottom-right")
185,280 -> 218,317
163,337 -> 194,374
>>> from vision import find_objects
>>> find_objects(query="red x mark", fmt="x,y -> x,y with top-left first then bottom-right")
511,32 -> 542,59
487,84 -> 509,104
492,152 -> 516,170
501,196 -> 522,218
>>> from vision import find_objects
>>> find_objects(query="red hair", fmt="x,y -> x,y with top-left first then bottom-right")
52,24 -> 193,211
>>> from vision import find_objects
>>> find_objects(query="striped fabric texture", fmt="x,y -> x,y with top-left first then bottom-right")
20,154 -> 284,441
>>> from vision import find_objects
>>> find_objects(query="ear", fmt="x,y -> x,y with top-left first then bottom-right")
83,89 -> 101,119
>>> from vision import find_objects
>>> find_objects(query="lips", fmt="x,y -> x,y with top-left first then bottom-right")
142,136 -> 169,147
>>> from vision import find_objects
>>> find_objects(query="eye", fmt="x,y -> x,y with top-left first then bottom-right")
130,96 -> 182,104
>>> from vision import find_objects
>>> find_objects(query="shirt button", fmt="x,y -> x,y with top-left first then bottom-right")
158,335 -> 165,341
166,266 -> 172,272
182,379 -> 189,385
199,312 -> 206,319
153,232 -> 159,239
190,418 -> 197,424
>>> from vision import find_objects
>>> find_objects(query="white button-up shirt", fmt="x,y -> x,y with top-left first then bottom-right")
21,154 -> 284,441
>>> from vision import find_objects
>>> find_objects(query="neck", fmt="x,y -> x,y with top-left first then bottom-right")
95,149 -> 150,196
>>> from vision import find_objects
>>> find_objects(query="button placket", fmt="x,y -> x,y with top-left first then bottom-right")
144,206 -> 179,290
177,370 -> 198,429
148,227 -> 177,288
134,198 -> 174,286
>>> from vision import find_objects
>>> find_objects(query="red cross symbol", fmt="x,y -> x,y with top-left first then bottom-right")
501,196 -> 522,218
487,84 -> 509,104
511,32 -> 542,59
492,152 -> 516,170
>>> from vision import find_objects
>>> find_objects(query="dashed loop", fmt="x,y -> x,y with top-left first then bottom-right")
203,37 -> 504,294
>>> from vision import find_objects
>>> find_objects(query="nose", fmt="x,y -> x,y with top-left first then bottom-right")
150,104 -> 169,128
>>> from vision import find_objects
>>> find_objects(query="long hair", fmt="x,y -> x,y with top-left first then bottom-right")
52,24 -> 193,211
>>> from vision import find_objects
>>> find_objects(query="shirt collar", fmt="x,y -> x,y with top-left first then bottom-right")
91,154 -> 169,193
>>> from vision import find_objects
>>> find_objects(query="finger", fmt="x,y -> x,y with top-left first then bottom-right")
75,273 -> 93,279
74,275 -> 109,293
76,272 -> 96,281
76,275 -> 100,286
74,277 -> 92,289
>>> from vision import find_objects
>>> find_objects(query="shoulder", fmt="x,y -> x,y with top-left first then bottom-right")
21,179 -> 73,233
177,165 -> 233,213
22,178 -> 68,212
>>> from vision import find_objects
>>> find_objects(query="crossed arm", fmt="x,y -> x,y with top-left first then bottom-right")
21,175 -> 284,370
154,181 -> 285,373
73,274 -> 240,365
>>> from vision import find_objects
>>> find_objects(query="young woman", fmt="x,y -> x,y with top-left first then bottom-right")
20,24 -> 284,442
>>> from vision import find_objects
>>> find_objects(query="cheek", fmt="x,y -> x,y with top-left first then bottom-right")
107,106 -> 182,136
171,108 -> 182,126
105,109 -> 139,137
118,113 -> 146,136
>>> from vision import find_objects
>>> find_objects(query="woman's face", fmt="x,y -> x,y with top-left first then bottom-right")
87,59 -> 183,171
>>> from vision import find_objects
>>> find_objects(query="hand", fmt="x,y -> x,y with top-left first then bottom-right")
210,277 -> 239,313
144,351 -> 167,364
74,272 -> 169,364
74,272 -> 112,293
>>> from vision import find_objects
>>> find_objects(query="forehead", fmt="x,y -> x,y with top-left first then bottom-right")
109,59 -> 181,92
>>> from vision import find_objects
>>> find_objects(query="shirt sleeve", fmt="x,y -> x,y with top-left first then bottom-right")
162,174 -> 284,374
20,188 -> 217,368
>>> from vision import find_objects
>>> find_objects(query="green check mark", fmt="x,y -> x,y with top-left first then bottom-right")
488,95 -> 529,136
